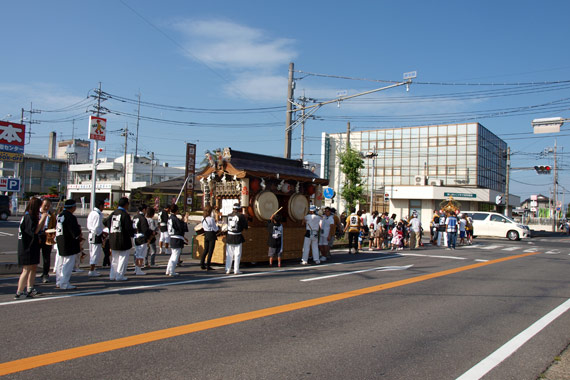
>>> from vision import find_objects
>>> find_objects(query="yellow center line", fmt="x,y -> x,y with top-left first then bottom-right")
0,251 -> 540,376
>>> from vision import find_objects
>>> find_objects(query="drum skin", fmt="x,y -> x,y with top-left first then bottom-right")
254,191 -> 279,221
288,194 -> 309,222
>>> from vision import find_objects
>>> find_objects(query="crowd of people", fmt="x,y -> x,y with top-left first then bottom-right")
14,194 -> 474,299
14,196 -> 191,299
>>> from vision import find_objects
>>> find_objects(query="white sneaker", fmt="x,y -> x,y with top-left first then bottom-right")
234,271 -> 242,275
60,284 -> 76,290
135,268 -> 146,276
73,268 -> 85,273
301,261 -> 308,265
320,256 -> 327,262
166,272 -> 179,277
315,260 -> 321,265
225,270 -> 231,274
88,270 -> 101,277
115,276 -> 129,281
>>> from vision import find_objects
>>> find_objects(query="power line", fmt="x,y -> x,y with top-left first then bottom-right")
295,69 -> 570,86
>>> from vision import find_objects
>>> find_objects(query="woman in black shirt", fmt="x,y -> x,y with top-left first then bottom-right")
15,197 -> 49,299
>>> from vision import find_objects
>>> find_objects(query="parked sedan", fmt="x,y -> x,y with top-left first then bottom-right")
466,211 -> 530,241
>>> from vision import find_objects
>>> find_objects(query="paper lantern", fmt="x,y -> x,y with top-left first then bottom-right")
307,184 -> 316,195
250,178 -> 260,193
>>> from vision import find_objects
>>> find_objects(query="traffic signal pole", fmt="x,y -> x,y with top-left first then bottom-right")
504,147 -> 510,217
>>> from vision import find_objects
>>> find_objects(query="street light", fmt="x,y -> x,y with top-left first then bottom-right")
362,150 -> 378,212
532,117 -> 567,134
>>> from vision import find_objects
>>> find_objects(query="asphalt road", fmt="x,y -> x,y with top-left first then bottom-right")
0,219 -> 569,379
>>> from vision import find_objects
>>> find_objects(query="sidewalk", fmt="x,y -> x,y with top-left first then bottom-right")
541,344 -> 570,380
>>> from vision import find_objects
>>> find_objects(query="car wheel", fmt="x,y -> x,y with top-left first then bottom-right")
507,230 -> 519,241
0,212 -> 8,221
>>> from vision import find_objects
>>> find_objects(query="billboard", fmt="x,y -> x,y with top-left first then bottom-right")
88,116 -> 106,141
0,121 -> 25,162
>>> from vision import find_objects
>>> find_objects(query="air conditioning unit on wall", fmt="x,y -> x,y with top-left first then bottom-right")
414,175 -> 426,185
429,179 -> 444,186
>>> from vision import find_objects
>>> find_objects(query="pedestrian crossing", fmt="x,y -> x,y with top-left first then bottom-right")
448,242 -> 570,256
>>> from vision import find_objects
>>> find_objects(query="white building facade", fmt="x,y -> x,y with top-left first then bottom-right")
67,154 -> 184,207
321,123 -> 520,227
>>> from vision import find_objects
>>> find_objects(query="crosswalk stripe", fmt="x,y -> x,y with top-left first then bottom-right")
501,247 -> 520,251
481,245 -> 502,250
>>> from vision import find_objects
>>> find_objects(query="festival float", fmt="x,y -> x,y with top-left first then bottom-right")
193,148 -> 328,264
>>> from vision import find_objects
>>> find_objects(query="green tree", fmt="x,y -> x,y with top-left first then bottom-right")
338,147 -> 365,211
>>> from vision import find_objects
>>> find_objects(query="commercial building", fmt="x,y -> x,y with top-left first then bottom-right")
67,154 -> 184,207
321,122 -> 520,226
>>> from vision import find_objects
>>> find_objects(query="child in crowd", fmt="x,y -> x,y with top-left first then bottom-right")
391,223 -> 404,251
267,213 -> 283,267
358,226 -> 365,251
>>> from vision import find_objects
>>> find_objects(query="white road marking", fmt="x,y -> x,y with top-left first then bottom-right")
544,250 -> 559,255
524,248 -> 539,253
402,253 -> 467,260
456,298 -> 570,380
0,231 -> 14,237
474,259 -> 489,262
301,264 -> 413,282
0,254 -> 402,306
501,247 -> 520,251
481,245 -> 502,250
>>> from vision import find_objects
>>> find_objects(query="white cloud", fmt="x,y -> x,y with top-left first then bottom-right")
223,74 -> 288,102
173,19 -> 297,70
0,83 -> 87,115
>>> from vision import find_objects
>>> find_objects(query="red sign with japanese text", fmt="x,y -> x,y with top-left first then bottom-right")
0,121 -> 25,162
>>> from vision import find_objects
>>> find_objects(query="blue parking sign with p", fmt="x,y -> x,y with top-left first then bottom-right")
7,178 -> 20,191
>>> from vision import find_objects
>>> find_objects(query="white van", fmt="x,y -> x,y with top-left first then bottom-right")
465,212 -> 530,241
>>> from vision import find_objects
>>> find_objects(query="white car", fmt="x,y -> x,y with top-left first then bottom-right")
466,212 -> 530,241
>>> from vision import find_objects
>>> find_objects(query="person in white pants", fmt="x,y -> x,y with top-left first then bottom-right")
55,199 -> 84,290
302,205 -> 321,265
87,199 -> 105,277
104,197 -> 135,282
59,254 -> 76,290
165,204 -> 188,276
110,250 -> 130,281
225,203 -> 248,275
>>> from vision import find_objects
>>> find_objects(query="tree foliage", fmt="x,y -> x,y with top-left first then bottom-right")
338,147 -> 365,211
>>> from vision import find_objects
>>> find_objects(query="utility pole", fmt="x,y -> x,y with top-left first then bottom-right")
122,124 -> 129,194
553,139 -> 558,231
284,62 -> 294,159
298,92 -> 316,161
346,121 -> 351,148
90,83 -> 104,210
134,91 -> 141,161
150,151 -> 155,185
504,147 -> 510,217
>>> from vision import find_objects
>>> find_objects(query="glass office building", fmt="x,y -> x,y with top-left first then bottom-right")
321,123 -> 512,219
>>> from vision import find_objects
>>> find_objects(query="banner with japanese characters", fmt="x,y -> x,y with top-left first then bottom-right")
0,121 -> 25,162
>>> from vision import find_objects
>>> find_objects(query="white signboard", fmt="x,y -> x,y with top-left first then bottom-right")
221,199 -> 239,216
88,116 -> 107,141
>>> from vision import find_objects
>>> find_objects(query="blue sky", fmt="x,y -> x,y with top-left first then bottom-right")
2,0 -> 570,202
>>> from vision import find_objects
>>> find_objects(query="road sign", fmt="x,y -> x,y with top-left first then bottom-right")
323,187 -> 335,199
403,71 -> 417,80
88,116 -> 107,141
336,90 -> 348,98
0,177 -> 20,192
495,195 -> 503,205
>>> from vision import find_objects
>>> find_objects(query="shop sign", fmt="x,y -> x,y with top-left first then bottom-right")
444,192 -> 476,198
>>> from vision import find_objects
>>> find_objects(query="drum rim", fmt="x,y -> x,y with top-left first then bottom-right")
254,191 -> 279,221
288,193 -> 308,222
